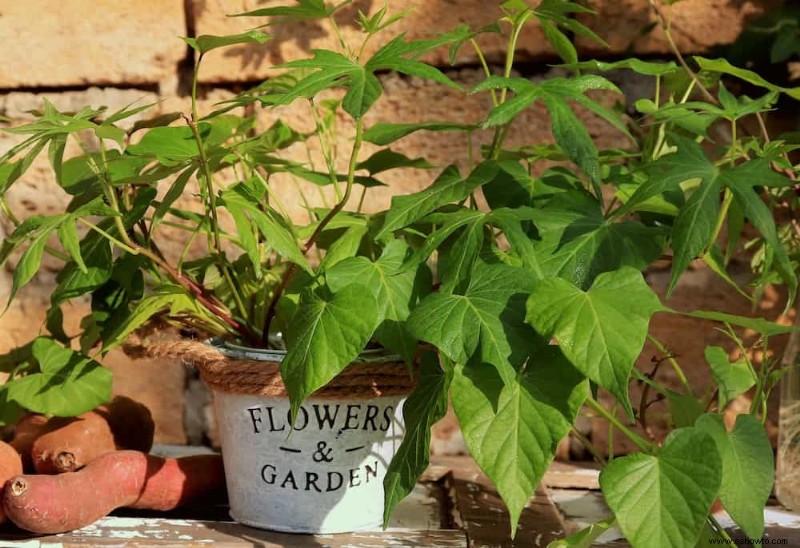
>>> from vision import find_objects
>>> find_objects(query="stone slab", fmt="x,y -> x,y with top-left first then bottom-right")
0,0 -> 186,88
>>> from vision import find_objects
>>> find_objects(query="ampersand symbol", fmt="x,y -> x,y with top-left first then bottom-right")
312,441 -> 333,463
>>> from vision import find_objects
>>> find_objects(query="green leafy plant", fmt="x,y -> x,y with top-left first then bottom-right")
0,1 -> 798,545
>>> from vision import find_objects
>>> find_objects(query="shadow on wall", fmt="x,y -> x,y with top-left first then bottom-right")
193,0 -> 375,71
577,0 -> 781,56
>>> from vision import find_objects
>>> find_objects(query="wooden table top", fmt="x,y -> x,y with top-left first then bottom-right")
0,455 -> 797,547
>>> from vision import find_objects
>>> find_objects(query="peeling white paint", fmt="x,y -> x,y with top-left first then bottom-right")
713,507 -> 800,530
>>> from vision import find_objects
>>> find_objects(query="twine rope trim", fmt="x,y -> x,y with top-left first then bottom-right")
145,340 -> 416,399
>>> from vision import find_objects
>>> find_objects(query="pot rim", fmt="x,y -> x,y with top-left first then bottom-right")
208,337 -> 403,365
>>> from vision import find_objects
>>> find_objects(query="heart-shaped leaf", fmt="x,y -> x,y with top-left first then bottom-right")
695,414 -> 773,539
704,346 -> 756,409
327,241 -> 428,363
408,262 -> 534,385
281,284 -> 380,417
7,337 -> 112,416
600,427 -> 722,547
452,343 -> 587,536
526,267 -> 661,415
383,351 -> 451,524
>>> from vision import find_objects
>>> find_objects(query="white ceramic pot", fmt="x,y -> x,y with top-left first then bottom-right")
207,341 -> 408,534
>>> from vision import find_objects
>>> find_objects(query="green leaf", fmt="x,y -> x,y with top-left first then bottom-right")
405,209 -> 486,267
558,58 -> 680,76
105,285 -> 206,350
281,284 -> 380,417
0,139 -> 48,194
532,193 -> 666,289
152,166 -> 196,229
694,56 -> 800,100
183,30 -> 270,54
56,221 -> 87,273
526,268 -> 662,416
408,263 -> 534,385
52,232 -> 113,304
356,149 -> 433,175
542,94 -> 601,192
540,20 -> 578,65
7,337 -> 112,416
127,126 -> 199,165
320,223 -> 368,268
452,343 -> 587,536
8,215 -> 67,307
481,75 -> 621,189
278,33 -> 460,119
635,99 -> 717,138
669,176 -> 721,296
0,388 -> 24,427
618,136 -> 717,217
720,160 -> 797,302
234,0 -> 336,21
383,351 -> 451,524
377,162 -> 495,238
695,414 -> 774,539
675,309 -> 796,336
438,215 -> 485,293
546,518 -> 616,548
600,427 -> 722,548
362,121 -> 477,146
488,208 -> 544,278
666,391 -> 704,427
704,346 -> 756,409
327,241 -> 421,363
221,184 -> 312,274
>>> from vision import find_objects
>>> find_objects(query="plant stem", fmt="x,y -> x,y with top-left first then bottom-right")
77,218 -> 139,256
310,100 -> 342,200
647,334 -> 694,396
570,426 -> 607,465
79,219 -> 257,344
650,0 -> 797,184
585,397 -> 656,453
328,16 -> 350,56
470,38 -> 498,106
707,515 -> 734,543
488,11 -> 532,159
647,0 -> 716,104
185,64 -> 248,323
707,188 -> 733,253
261,117 -> 366,344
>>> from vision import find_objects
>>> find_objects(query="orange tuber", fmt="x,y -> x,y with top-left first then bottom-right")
0,441 -> 23,524
3,450 -> 225,534
30,396 -> 155,474
8,414 -> 51,472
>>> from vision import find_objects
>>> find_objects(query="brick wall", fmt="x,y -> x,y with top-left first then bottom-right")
0,0 -> 786,449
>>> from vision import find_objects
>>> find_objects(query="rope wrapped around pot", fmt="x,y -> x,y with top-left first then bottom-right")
145,340 -> 417,399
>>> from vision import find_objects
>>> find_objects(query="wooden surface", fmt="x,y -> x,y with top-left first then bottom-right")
0,455 -> 572,547
1,455 -> 798,546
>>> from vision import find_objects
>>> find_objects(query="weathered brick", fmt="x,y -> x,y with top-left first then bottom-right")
191,0 -> 552,84
577,0 -> 776,56
0,1 -> 186,88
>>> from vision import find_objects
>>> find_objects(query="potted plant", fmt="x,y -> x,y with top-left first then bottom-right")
0,0 -> 797,543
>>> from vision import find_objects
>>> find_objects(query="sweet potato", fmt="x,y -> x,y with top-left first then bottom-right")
3,450 -> 225,534
32,413 -> 116,474
31,396 -> 155,474
0,441 -> 23,524
8,414 -> 51,472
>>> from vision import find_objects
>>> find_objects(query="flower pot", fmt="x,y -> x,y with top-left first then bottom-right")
162,339 -> 415,534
